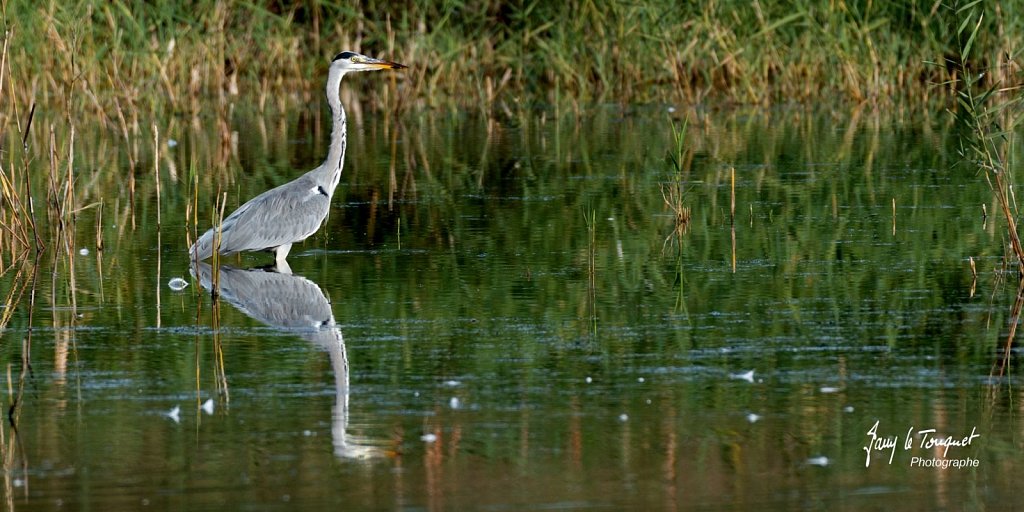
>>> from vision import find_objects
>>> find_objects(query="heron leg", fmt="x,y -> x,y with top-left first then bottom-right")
275,259 -> 293,275
275,243 -> 292,263
273,243 -> 293,274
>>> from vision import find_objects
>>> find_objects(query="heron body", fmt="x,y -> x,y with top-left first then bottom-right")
190,51 -> 405,269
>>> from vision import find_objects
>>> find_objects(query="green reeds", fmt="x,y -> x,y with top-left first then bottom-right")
1,0 -> 1017,124
662,118 -> 691,251
661,117 -> 694,309
0,19 -> 93,266
943,0 -> 1024,269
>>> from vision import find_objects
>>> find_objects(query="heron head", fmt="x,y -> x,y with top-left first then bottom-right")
331,51 -> 407,72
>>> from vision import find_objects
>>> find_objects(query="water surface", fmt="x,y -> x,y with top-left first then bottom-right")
1,105 -> 1021,510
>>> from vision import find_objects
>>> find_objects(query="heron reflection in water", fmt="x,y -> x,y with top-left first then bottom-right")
192,261 -> 385,459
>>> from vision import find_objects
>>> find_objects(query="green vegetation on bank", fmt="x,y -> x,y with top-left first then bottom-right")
2,0 -> 1024,265
3,0 -> 1021,116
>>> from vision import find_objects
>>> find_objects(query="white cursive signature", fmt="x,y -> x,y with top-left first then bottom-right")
916,427 -> 981,457
863,420 -> 899,466
863,420 -> 982,467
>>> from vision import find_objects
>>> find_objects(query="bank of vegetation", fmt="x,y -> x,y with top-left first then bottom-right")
2,0 -> 1021,116
1,0 -> 1023,265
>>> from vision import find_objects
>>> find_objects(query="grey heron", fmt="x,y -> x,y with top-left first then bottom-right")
190,51 -> 406,269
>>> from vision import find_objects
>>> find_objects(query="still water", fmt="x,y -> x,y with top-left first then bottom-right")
1,104 -> 1022,510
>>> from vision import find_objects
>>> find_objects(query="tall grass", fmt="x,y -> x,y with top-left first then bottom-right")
0,0 -> 1016,121
3,0 -> 1023,271
944,0 -> 1024,270
661,118 -> 690,251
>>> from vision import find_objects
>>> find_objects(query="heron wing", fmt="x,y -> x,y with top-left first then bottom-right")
200,177 -> 333,256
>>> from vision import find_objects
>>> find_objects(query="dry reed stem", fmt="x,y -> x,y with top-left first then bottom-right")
0,29 -> 9,103
210,190 -> 228,299
19,103 -> 42,252
730,166 -> 735,224
892,197 -> 896,236
660,182 -> 691,250
155,230 -> 162,330
194,321 -> 202,412
991,277 -> 1024,383
214,331 -> 230,403
584,208 -> 598,339
62,124 -> 76,258
5,259 -> 41,494
154,124 -> 161,228
0,168 -> 31,251
1,362 -> 18,508
94,201 -> 103,251
994,173 -> 1024,268
731,225 -> 737,274
0,264 -> 31,330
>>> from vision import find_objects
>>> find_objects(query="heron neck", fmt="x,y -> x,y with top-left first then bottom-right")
321,67 -> 348,192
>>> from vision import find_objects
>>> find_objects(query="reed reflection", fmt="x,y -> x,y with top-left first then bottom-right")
192,261 -> 385,459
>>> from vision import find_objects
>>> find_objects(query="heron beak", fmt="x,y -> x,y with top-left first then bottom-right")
367,58 -> 407,70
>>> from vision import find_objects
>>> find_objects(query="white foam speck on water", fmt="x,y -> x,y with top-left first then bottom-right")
820,386 -> 841,394
747,413 -> 762,423
443,380 -> 461,387
585,376 -> 593,384
618,413 -> 629,422
449,397 -> 461,409
730,370 -> 755,383
78,248 -> 89,256
201,399 -> 215,415
168,277 -> 189,291
806,456 -> 830,467
421,433 -> 438,443
165,405 -> 181,423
